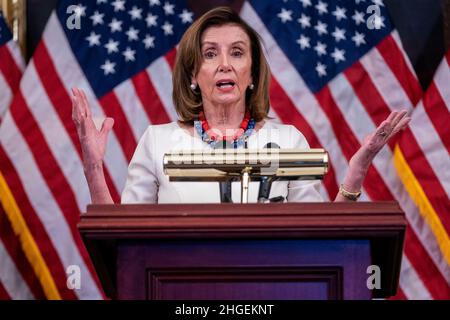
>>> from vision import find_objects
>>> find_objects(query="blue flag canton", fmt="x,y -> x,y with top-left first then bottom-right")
250,0 -> 393,93
0,11 -> 13,46
57,0 -> 194,98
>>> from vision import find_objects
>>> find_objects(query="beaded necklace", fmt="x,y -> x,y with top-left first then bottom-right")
194,110 -> 256,149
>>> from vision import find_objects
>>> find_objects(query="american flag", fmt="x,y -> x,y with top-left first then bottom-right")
0,11 -> 23,121
0,11 -> 28,299
0,0 -> 448,299
393,49 -> 450,299
242,0 -> 449,299
0,0 -> 193,299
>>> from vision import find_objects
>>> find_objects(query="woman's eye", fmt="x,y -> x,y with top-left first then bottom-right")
232,50 -> 243,57
204,51 -> 216,58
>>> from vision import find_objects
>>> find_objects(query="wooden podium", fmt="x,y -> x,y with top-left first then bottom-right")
78,202 -> 406,300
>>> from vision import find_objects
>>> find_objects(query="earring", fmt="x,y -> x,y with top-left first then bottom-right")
190,83 -> 197,91
249,83 -> 254,90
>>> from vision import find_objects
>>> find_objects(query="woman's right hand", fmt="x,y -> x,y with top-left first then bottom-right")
71,87 -> 114,171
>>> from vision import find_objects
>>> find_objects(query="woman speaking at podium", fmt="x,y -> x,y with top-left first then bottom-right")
71,7 -> 410,205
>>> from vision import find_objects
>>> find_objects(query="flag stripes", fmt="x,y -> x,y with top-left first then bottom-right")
0,205 -> 46,299
131,70 -> 171,125
0,123 -> 80,300
0,151 -> 63,299
0,239 -> 34,299
0,43 -> 22,96
0,280 -> 11,299
269,76 -> 338,200
376,34 -> 423,106
403,225 -> 450,298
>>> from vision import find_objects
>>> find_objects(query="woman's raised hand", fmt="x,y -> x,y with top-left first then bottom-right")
71,87 -> 114,171
349,110 -> 411,173
336,110 -> 411,201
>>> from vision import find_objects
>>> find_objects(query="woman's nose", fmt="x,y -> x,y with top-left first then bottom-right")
218,53 -> 232,72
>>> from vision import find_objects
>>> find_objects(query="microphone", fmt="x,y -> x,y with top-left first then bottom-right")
219,181 -> 233,203
258,142 -> 280,203
219,140 -> 234,203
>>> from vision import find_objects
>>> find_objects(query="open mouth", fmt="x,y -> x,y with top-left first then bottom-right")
216,80 -> 236,89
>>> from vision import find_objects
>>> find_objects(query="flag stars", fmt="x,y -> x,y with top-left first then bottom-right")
299,0 -> 312,8
97,0 -> 107,4
296,35 -> 310,50
146,13 -> 158,27
352,11 -> 365,25
332,6 -> 347,21
128,6 -> 143,20
104,39 -> 119,54
314,41 -> 327,56
111,0 -> 125,12
316,62 -> 327,77
90,11 -> 104,25
149,0 -> 161,6
352,31 -> 366,46
74,4 -> 87,17
126,27 -> 139,41
108,18 -> 122,33
122,47 -> 136,62
86,32 -> 101,47
297,14 -> 311,28
277,8 -> 293,23
161,21 -> 174,35
314,21 -> 328,36
315,1 -> 328,15
331,48 -> 345,63
163,2 -> 175,15
143,34 -> 155,48
179,9 -> 193,24
332,27 -> 346,42
101,60 -> 116,75
372,0 -> 385,6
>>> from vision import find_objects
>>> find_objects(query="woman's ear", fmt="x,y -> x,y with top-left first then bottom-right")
191,74 -> 198,86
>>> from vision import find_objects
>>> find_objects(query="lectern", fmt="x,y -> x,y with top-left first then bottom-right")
78,202 -> 406,300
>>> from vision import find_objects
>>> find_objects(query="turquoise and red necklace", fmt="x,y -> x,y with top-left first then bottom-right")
194,110 -> 256,149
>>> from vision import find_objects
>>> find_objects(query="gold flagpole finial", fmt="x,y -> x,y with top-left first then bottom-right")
1,0 -> 26,57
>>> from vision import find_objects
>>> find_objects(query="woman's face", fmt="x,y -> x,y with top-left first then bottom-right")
194,24 -> 253,107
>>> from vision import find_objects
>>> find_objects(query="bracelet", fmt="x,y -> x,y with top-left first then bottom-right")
339,184 -> 361,201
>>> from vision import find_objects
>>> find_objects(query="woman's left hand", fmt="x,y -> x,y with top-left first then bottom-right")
349,110 -> 411,173
336,110 -> 411,201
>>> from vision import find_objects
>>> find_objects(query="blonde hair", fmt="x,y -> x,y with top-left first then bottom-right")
172,6 -> 271,123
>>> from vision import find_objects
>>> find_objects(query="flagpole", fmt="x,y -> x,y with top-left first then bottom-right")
0,0 -> 26,58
